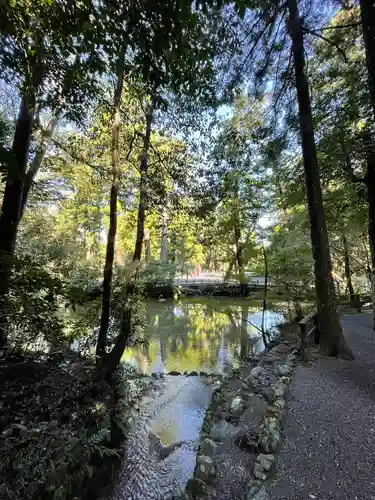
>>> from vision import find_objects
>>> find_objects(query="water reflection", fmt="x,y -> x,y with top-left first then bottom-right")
122,298 -> 285,374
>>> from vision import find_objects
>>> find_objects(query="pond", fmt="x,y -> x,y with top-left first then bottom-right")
121,297 -> 285,375
109,298 -> 285,500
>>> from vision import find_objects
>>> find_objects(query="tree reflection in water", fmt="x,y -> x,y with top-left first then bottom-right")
121,298 -> 285,374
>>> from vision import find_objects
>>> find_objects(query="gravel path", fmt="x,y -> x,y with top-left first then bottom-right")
270,313 -> 375,500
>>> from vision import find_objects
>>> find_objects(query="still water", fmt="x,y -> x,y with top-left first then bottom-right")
110,298 -> 285,500
122,298 -> 285,374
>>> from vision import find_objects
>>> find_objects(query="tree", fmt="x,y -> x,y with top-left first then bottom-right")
227,0 -> 354,356
359,0 -> 375,118
209,96 -> 268,293
308,5 -> 375,324
96,52 -> 126,358
95,0 -> 226,373
285,0 -> 352,357
0,0 -> 104,346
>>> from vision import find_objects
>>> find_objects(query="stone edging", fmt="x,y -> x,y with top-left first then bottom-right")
185,341 -> 298,499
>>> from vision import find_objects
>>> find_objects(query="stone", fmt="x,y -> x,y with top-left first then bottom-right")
251,366 -> 268,379
279,376 -> 291,385
260,388 -> 275,404
199,371 -> 208,376
286,353 -> 296,364
273,381 -> 286,398
196,455 -> 215,482
274,397 -> 286,409
258,427 -> 281,453
243,391 -> 256,400
168,370 -> 181,376
248,366 -> 272,387
256,453 -> 275,472
209,420 -> 239,442
151,372 -> 159,379
188,371 -> 199,376
265,405 -> 285,422
247,482 -> 269,500
214,408 -> 229,421
271,343 -> 291,354
186,477 -> 207,498
235,432 -> 258,453
253,463 -> 267,480
261,354 -> 280,364
276,364 -> 292,376
200,438 -> 218,457
230,396 -> 246,417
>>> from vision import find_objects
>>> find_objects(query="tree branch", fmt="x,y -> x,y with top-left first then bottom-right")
303,28 -> 348,62
318,22 -> 361,31
51,138 -> 108,175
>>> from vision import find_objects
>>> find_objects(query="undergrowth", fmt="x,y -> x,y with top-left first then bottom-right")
0,354 -> 125,500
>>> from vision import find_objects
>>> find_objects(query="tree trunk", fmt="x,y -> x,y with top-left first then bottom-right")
287,0 -> 353,358
261,246 -> 268,337
133,99 -> 155,262
360,0 -> 375,119
96,54 -> 125,358
365,133 -> 375,329
342,232 -> 355,304
20,115 -> 58,218
99,96 -> 155,378
360,0 -> 375,328
0,95 -> 36,348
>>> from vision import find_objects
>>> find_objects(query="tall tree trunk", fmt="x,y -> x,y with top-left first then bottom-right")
365,133 -> 375,328
133,99 -> 154,262
360,0 -> 375,328
360,0 -> 375,119
99,96 -> 155,378
96,54 -> 125,358
287,0 -> 353,358
342,232 -> 355,303
20,115 -> 58,218
0,94 -> 36,348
